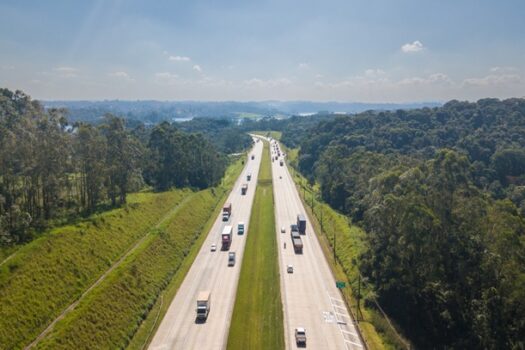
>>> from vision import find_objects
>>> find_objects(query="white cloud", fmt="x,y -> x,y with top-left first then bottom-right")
298,63 -> 309,70
154,72 -> 179,85
109,71 -> 134,81
401,40 -> 424,53
53,66 -> 78,78
315,73 -> 324,79
193,64 -> 202,72
169,55 -> 191,62
364,69 -> 386,78
463,74 -> 521,87
489,66 -> 517,73
243,78 -> 292,88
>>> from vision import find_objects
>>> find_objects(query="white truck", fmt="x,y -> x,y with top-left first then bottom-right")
295,327 -> 307,346
222,225 -> 233,250
196,291 -> 211,321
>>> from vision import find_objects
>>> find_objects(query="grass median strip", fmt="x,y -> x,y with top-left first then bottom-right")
227,141 -> 284,350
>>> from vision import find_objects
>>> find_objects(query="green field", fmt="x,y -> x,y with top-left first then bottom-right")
250,130 -> 282,140
227,141 -> 284,350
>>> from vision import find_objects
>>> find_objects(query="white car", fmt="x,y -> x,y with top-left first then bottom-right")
210,243 -> 217,252
281,226 -> 286,233
287,264 -> 294,273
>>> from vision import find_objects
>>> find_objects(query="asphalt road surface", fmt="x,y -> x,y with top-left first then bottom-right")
270,140 -> 364,350
148,139 -> 263,350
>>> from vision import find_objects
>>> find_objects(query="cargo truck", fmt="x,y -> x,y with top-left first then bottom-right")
196,291 -> 211,321
295,327 -> 307,346
222,203 -> 232,221
222,225 -> 233,250
291,227 -> 302,254
241,183 -> 248,195
297,214 -> 307,235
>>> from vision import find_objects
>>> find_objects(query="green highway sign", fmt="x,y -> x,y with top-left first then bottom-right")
336,281 -> 346,289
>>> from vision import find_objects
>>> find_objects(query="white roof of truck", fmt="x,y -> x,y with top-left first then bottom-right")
197,291 -> 211,300
222,225 -> 233,235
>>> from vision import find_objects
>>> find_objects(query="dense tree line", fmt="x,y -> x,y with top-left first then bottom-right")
0,89 -> 227,245
178,117 -> 253,154
284,98 -> 525,348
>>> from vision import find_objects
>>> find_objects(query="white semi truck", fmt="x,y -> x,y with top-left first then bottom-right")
196,291 -> 211,321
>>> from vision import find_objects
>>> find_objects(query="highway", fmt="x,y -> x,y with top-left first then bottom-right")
148,139 -> 263,350
270,140 -> 364,350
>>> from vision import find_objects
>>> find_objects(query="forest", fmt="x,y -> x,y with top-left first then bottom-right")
0,89 -> 228,245
276,98 -> 525,349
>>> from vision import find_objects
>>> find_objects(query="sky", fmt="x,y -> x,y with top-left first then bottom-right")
0,0 -> 524,102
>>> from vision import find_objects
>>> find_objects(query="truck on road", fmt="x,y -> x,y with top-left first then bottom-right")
222,225 -> 233,250
241,183 -> 248,195
292,236 -> 303,254
222,203 -> 232,221
196,291 -> 211,321
297,214 -> 307,235
295,327 -> 307,346
237,221 -> 245,235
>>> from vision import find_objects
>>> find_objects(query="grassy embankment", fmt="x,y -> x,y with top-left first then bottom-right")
34,157 -> 245,350
227,141 -> 284,350
0,189 -> 191,350
0,156 -> 244,350
284,144 -> 409,350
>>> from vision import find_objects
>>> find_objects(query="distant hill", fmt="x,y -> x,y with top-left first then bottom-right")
42,100 -> 442,124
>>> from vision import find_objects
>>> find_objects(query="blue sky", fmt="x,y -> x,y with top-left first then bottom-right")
0,0 -> 524,101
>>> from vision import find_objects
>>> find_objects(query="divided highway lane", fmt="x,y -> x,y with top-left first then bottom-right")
270,140 -> 364,350
149,139 -> 263,350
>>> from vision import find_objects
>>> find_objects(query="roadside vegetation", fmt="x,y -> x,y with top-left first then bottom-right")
0,190 -> 191,349
227,141 -> 284,350
286,147 -> 407,349
126,157 -> 244,350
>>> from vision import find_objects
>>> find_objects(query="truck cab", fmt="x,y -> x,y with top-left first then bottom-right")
196,291 -> 211,321
295,327 -> 307,346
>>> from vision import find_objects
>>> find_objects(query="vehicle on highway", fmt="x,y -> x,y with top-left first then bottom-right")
211,243 -> 217,252
196,291 -> 211,321
281,226 -> 286,233
222,202 -> 232,221
228,251 -> 236,266
290,224 -> 299,234
295,327 -> 307,346
287,264 -> 294,273
237,221 -> 245,235
222,225 -> 233,250
297,214 -> 307,235
241,183 -> 248,195
247,172 -> 252,181
251,154 -> 255,160
279,175 -> 282,179
280,160 -> 283,166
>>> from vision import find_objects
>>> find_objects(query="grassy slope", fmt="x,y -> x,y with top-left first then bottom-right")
285,145 -> 407,350
0,190 -> 191,350
36,157 -> 245,350
227,141 -> 284,350
126,157 -> 244,349
251,130 -> 282,140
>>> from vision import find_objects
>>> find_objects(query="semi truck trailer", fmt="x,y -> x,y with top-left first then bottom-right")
196,291 -> 211,321
222,203 -> 232,221
297,214 -> 307,235
222,225 -> 233,250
